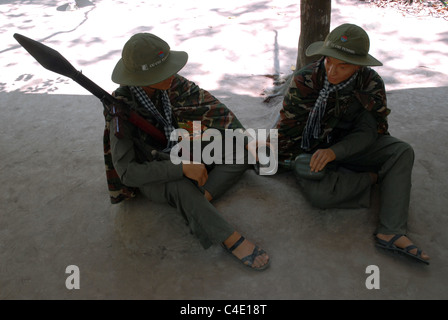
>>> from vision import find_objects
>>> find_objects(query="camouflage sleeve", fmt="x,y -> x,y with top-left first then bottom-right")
331,68 -> 389,160
274,66 -> 319,161
168,75 -> 244,131
354,68 -> 390,135
113,86 -> 130,98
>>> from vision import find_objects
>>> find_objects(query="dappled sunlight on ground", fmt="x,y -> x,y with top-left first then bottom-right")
1,0 -> 301,95
2,0 -> 446,97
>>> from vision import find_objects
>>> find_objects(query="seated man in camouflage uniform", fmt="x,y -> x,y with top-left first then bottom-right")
274,24 -> 429,264
103,33 -> 270,270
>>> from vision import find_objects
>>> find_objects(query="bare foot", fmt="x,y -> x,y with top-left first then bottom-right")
376,233 -> 430,261
223,231 -> 270,270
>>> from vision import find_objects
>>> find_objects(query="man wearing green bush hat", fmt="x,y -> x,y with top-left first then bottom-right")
104,33 -> 270,270
274,23 -> 429,264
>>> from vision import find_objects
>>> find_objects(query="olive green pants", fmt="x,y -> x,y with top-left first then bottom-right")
295,135 -> 414,235
140,163 -> 250,249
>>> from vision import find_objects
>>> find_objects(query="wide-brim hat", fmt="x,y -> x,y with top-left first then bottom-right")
306,23 -> 382,66
112,33 -> 188,86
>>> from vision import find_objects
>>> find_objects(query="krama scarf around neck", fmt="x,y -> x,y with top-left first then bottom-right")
301,71 -> 358,150
129,86 -> 177,151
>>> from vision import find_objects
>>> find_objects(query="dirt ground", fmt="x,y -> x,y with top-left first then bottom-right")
1,0 -> 447,302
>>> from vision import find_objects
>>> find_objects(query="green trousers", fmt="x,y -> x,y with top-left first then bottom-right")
295,135 -> 414,235
140,163 -> 250,249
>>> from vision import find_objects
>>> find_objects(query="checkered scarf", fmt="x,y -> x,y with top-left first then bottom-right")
129,86 -> 177,151
301,72 -> 358,150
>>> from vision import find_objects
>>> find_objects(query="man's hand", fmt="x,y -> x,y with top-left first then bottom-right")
182,162 -> 208,186
310,148 -> 336,172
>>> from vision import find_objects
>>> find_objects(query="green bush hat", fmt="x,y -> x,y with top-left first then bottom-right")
112,33 -> 188,86
306,23 -> 382,66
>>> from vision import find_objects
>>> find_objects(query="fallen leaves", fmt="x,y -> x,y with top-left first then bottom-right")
363,0 -> 448,20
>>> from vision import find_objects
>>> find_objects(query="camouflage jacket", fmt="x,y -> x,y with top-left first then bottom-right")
274,57 -> 390,164
103,74 -> 244,204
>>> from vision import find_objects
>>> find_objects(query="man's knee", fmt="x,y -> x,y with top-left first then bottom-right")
142,178 -> 201,206
402,142 -> 414,160
394,141 -> 415,166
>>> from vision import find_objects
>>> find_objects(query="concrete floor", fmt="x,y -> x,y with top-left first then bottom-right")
1,0 -> 447,300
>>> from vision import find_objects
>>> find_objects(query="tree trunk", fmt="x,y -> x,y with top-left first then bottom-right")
296,0 -> 332,70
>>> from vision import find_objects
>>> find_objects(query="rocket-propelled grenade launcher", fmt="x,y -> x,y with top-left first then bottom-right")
13,33 -> 167,145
